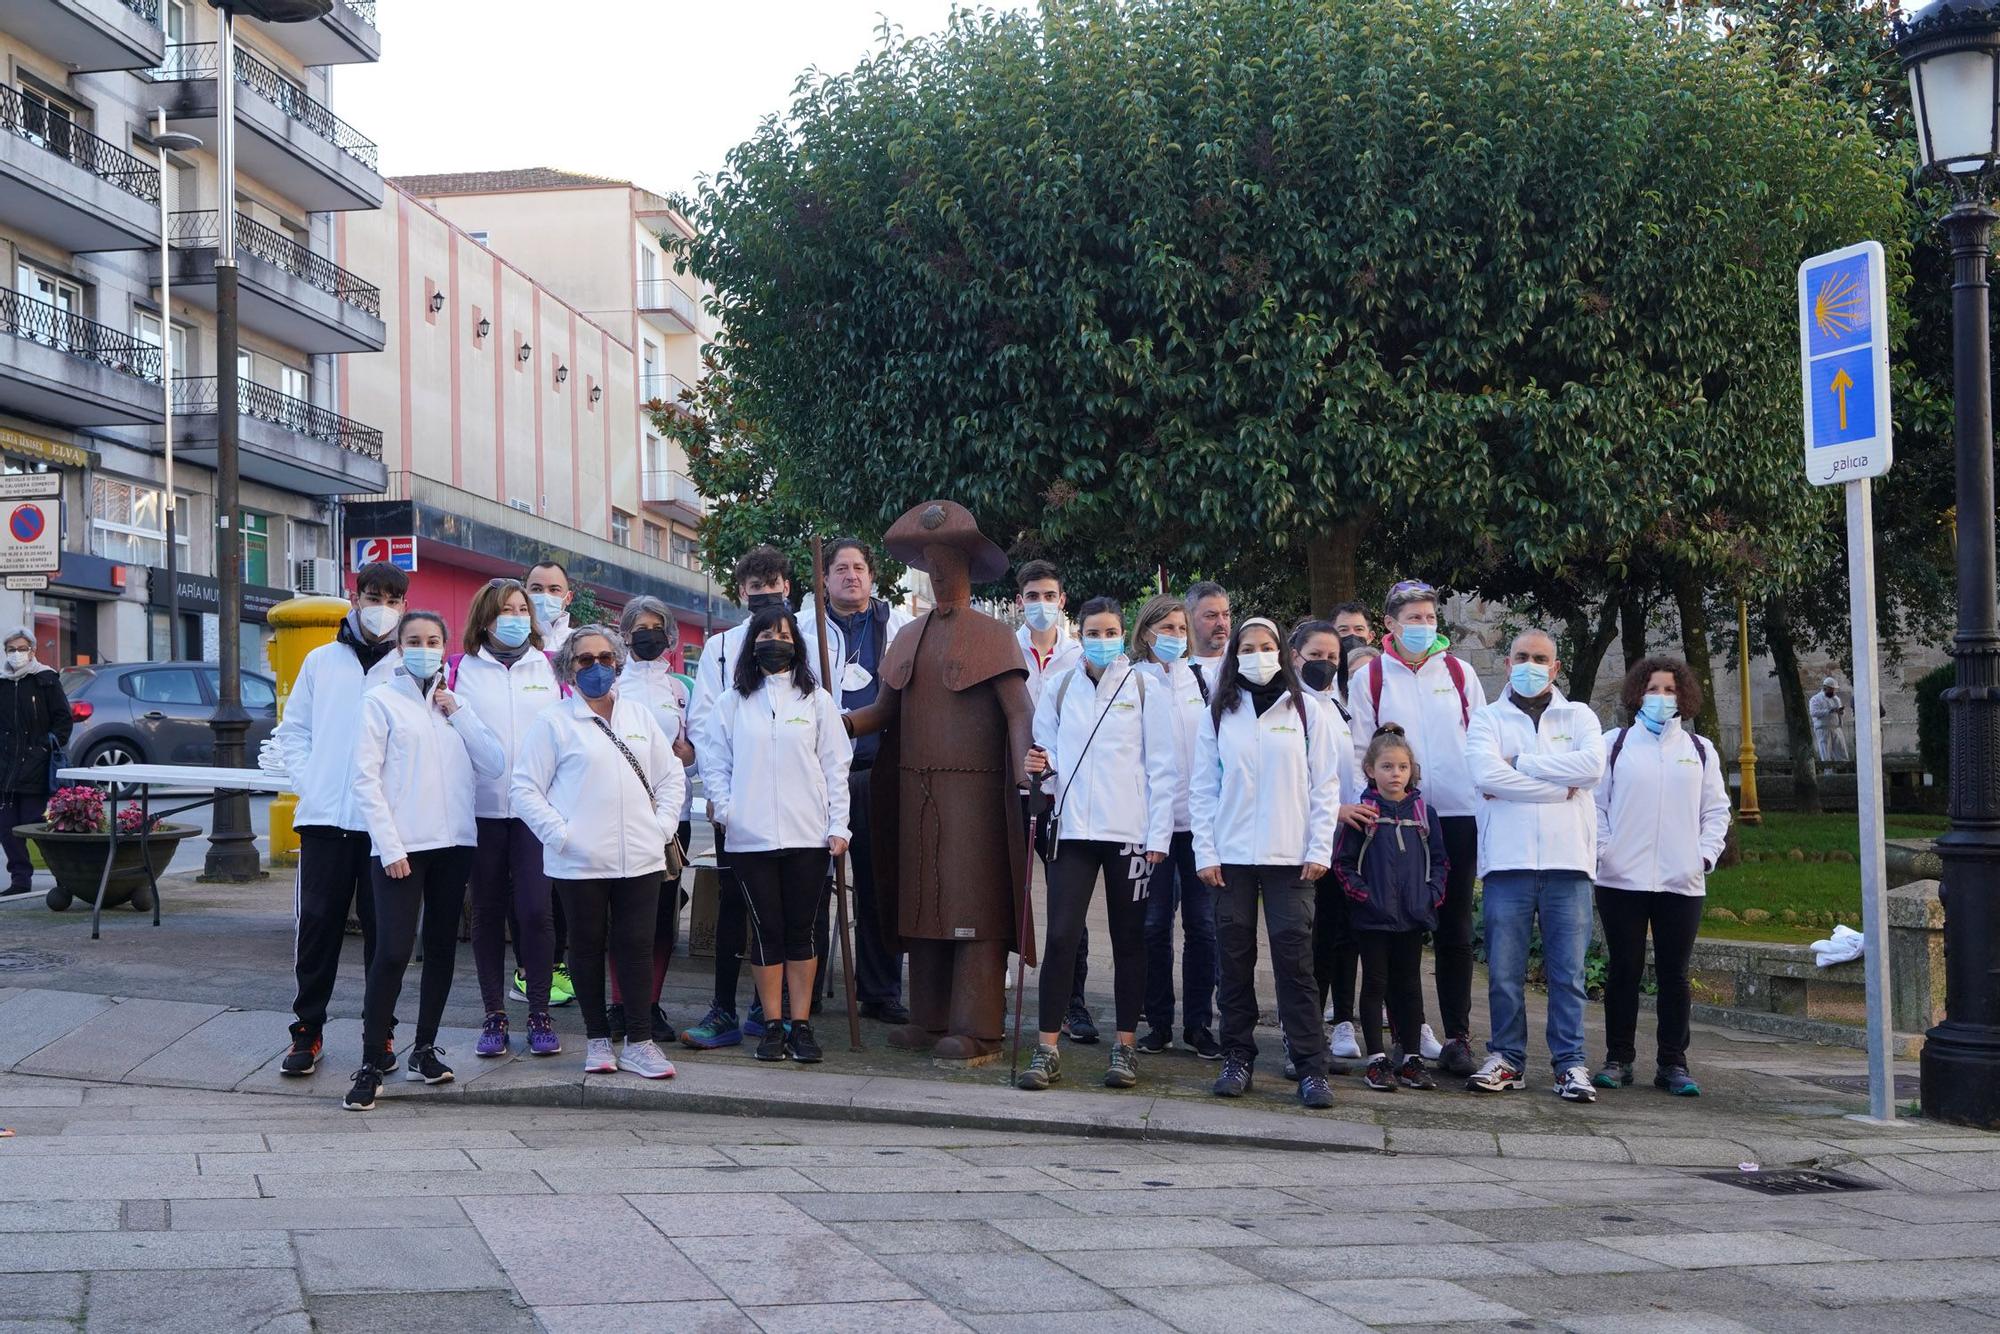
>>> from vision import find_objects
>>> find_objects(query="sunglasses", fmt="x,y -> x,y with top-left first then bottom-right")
571,653 -> 619,670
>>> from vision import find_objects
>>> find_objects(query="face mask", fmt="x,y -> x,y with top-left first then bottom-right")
745,591 -> 786,612
1022,601 -> 1060,632
575,663 -> 616,699
491,615 -> 532,649
402,646 -> 442,681
4,651 -> 29,671
1082,638 -> 1122,669
630,627 -> 670,661
1639,694 -> 1678,725
1397,623 -> 1437,656
1152,634 -> 1186,663
1509,662 -> 1552,698
357,604 -> 399,639
529,593 -> 566,627
1238,651 -> 1280,686
1299,659 -> 1337,693
754,641 -> 796,674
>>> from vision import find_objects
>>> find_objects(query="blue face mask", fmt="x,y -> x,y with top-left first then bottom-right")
1639,694 -> 1677,726
1152,634 -> 1186,663
1023,601 -> 1060,632
575,663 -> 616,699
1398,623 -> 1437,656
1509,662 -> 1551,698
529,592 -> 566,627
1082,638 -> 1122,669
402,646 -> 442,681
492,615 -> 532,648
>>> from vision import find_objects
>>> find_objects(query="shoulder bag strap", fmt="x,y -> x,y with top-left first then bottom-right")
1051,671 -> 1129,825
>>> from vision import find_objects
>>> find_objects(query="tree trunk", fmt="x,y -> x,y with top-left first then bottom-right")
1564,595 -> 1621,713
1620,586 -> 1649,674
1306,513 -> 1369,616
1764,593 -> 1822,814
1672,575 -> 1725,746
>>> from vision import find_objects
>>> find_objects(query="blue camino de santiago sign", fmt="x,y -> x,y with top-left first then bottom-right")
1797,241 -> 1892,486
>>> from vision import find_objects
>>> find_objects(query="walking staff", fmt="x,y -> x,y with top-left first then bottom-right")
812,537 -> 865,1050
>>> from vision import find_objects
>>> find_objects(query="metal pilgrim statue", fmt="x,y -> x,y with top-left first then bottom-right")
844,501 -> 1034,1062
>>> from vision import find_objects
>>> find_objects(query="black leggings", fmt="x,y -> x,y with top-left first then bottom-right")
1596,886 -> 1704,1068
1314,878 -> 1358,1024
1039,840 -> 1149,1036
1357,927 -> 1426,1060
1431,815 -> 1477,1039
735,847 -> 830,965
555,873 -> 661,1042
612,821 -> 691,1009
362,846 -> 474,1062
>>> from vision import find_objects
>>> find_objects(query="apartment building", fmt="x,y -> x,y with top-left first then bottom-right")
334,183 -> 737,652
0,0 -> 387,669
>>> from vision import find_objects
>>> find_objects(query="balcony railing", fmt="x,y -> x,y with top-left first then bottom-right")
0,85 -> 159,203
642,469 -> 707,515
169,210 -> 381,317
120,0 -> 160,19
174,375 -> 382,459
344,0 -> 377,25
636,277 -> 699,328
640,371 -> 692,406
0,287 -> 163,382
147,43 -> 379,171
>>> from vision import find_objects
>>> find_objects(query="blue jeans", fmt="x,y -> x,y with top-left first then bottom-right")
1141,831 -> 1215,1035
1482,869 -> 1593,1073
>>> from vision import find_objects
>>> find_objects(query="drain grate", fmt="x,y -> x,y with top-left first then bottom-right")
1702,1168 -> 1880,1196
0,946 -> 69,973
1788,1072 -> 1923,1099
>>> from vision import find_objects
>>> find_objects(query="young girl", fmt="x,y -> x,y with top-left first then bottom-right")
1332,724 -> 1448,1092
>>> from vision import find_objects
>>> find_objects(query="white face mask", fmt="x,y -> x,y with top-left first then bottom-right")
1237,651 -> 1280,686
4,650 -> 29,671
357,604 -> 399,639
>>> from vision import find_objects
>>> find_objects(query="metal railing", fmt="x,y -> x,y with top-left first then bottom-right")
0,85 -> 159,203
641,469 -> 706,515
147,43 -> 379,171
0,287 -> 162,382
640,371 -> 692,406
173,376 -> 383,459
636,277 -> 699,328
169,210 -> 381,317
120,0 -> 160,20
343,0 -> 377,26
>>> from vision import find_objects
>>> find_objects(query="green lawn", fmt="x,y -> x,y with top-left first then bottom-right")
1700,811 -> 1944,943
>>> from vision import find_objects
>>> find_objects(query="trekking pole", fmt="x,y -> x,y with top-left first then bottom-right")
812,536 -> 864,1051
1008,788 -> 1041,1085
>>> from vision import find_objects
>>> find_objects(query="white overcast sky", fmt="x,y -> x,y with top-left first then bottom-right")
332,2 -> 1036,197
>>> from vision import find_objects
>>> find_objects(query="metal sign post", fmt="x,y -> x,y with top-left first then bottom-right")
1798,240 -> 1895,1122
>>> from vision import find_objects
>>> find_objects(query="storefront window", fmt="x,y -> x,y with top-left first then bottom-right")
240,513 -> 270,587
89,476 -> 193,568
33,597 -> 95,667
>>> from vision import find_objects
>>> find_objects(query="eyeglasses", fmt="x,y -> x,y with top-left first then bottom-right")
571,653 -> 619,670
485,578 -> 523,591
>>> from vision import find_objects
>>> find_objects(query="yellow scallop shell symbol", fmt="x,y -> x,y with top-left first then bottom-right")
1814,269 -> 1867,340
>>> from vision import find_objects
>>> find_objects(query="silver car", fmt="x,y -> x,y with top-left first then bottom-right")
59,662 -> 278,776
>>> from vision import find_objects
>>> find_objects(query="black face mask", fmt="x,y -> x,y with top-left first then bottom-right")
630,627 -> 671,662
746,591 -> 786,612
1300,659 -> 1338,693
754,641 -> 796,674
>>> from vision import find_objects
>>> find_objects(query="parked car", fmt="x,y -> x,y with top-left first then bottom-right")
58,662 -> 279,777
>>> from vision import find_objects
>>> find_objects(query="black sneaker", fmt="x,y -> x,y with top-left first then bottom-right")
372,1036 -> 398,1075
342,1065 -> 382,1111
1184,1027 -> 1222,1061
606,1003 -> 627,1043
1018,1043 -> 1061,1090
280,1024 -> 321,1077
1438,1036 -> 1478,1078
1398,1055 -> 1437,1090
1104,1042 -> 1138,1089
860,1000 -> 911,1025
1135,1026 -> 1172,1055
1063,1005 -> 1100,1045
1595,1059 -> 1635,1089
755,1020 -> 789,1062
1654,1065 -> 1701,1097
1298,1073 -> 1335,1109
1212,1055 -> 1253,1098
1364,1054 -> 1398,1091
650,1004 -> 673,1043
786,1020 -> 824,1064
404,1044 -> 454,1085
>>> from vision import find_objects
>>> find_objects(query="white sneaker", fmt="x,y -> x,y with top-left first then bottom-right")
1555,1065 -> 1598,1103
1466,1053 -> 1526,1093
619,1039 -> 676,1080
1419,1023 -> 1444,1061
583,1038 -> 616,1074
1328,1020 -> 1362,1060
1322,998 -> 1339,1024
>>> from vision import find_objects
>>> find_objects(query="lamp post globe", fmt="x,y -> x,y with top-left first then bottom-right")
1896,0 -> 2000,1129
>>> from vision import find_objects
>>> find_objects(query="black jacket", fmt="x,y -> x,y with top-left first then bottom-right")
1331,785 -> 1448,933
0,667 -> 72,795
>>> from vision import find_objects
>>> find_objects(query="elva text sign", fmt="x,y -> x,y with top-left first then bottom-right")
1797,241 -> 1892,486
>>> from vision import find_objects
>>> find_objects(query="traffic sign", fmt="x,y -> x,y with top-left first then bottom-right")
4,574 -> 47,591
0,496 -> 58,574
350,535 -> 417,573
1797,241 -> 1892,485
0,473 -> 60,499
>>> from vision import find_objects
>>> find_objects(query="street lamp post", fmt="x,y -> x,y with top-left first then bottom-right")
1736,598 -> 1761,826
148,112 -> 202,661
201,0 -> 330,882
1897,0 -> 2000,1129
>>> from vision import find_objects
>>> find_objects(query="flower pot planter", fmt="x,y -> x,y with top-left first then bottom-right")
14,823 -> 200,913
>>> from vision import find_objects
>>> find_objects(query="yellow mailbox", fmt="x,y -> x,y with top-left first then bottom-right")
264,595 -> 351,866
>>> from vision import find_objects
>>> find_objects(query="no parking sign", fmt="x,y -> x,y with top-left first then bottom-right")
0,474 -> 59,574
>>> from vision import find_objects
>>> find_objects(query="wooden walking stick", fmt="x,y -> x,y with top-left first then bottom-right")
812,536 -> 865,1051
1008,787 -> 1042,1085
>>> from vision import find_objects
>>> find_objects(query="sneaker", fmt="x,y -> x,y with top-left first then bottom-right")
1184,1026 -> 1222,1061
1594,1059 -> 1635,1089
342,1065 -> 382,1111
0,882 -> 31,898
583,1037 -> 616,1073
549,963 -> 575,1007
859,1000 -> 911,1024
1437,1036 -> 1478,1078
1018,1043 -> 1061,1090
1364,1054 -> 1397,1091
1211,1055 -> 1253,1098
405,1044 -> 454,1085
510,968 -> 530,1003
372,1037 -> 399,1076
527,1011 -> 562,1056
786,1021 -> 824,1064
1135,1026 -> 1172,1055
606,1002 -> 627,1043
476,1012 -> 509,1058
1467,1053 -> 1526,1093
1654,1065 -> 1701,1097
1298,1073 -> 1335,1109
619,1039 -> 676,1079
1063,1005 -> 1100,1045
679,1005 -> 743,1050
1555,1065 -> 1598,1103
1328,1020 -> 1362,1060
755,1020 -> 789,1062
280,1025 -> 321,1077
1398,1055 -> 1437,1091
1104,1042 -> 1139,1089
743,998 -> 768,1039
650,1004 -> 673,1043
1419,1023 -> 1444,1061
